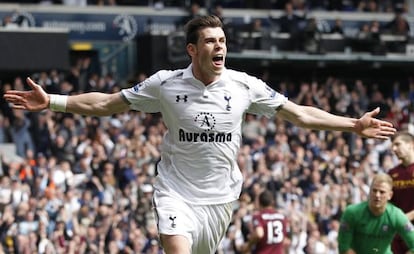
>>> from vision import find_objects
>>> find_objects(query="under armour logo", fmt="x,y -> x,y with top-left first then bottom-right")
176,95 -> 188,102
169,216 -> 177,228
224,95 -> 231,111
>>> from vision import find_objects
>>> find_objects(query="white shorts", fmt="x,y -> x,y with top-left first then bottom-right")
153,189 -> 234,254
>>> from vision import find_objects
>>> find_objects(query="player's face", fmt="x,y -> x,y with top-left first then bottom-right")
392,136 -> 413,163
188,27 -> 226,83
369,181 -> 392,211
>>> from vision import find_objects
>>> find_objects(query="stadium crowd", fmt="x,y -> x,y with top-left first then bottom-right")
0,64 -> 413,254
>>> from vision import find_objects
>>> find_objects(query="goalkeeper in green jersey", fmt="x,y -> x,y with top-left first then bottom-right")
338,173 -> 414,254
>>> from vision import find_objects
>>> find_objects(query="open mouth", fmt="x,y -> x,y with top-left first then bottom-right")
213,55 -> 224,65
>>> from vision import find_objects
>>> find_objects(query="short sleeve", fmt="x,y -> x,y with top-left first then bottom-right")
121,70 -> 173,113
245,74 -> 288,118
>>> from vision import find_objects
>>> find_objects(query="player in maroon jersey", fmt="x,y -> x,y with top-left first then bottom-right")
242,190 -> 289,254
388,131 -> 414,254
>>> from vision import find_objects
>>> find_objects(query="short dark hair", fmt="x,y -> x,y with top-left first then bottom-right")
185,15 -> 223,45
392,131 -> 414,143
259,190 -> 274,208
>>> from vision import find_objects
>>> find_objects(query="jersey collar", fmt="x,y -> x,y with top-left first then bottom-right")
183,64 -> 229,83
182,64 -> 195,80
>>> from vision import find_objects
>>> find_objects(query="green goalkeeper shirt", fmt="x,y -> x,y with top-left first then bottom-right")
338,202 -> 414,254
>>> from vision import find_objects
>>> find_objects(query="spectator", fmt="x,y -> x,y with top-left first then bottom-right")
357,0 -> 379,12
288,213 -> 307,254
241,18 -> 269,50
367,89 -> 390,118
30,111 -> 53,157
9,109 -> 34,158
302,16 -> 323,54
352,20 -> 385,54
330,18 -> 344,34
176,1 -> 203,29
84,225 -> 104,253
305,221 -> 328,254
0,83 -> 14,123
383,11 -> 410,53
242,114 -> 266,145
209,2 -> 231,26
276,2 -> 306,51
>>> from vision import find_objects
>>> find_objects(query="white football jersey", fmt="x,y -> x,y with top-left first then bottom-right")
121,64 -> 287,205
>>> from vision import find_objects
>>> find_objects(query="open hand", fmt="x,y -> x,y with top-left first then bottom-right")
3,77 -> 49,111
355,107 -> 396,139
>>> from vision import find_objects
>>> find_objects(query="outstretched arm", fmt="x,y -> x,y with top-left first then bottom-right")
4,77 -> 130,116
278,100 -> 396,139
